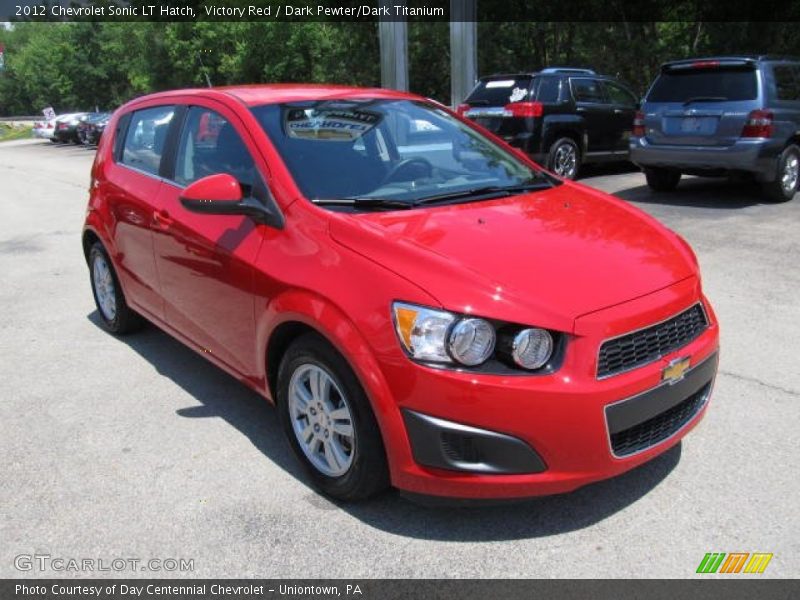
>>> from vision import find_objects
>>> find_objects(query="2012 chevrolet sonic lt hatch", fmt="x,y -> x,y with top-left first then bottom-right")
83,85 -> 719,501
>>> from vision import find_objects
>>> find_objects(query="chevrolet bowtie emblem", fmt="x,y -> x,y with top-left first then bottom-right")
663,356 -> 691,384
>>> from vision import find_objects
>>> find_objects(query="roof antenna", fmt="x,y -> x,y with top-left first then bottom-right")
197,51 -> 213,88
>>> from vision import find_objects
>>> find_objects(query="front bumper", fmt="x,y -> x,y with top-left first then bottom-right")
381,281 -> 719,499
630,136 -> 781,180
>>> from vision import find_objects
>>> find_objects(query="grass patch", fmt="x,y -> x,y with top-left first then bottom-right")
0,123 -> 34,142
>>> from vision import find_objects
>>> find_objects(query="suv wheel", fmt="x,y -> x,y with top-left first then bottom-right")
763,144 -> 800,202
89,242 -> 145,335
547,137 -> 580,180
277,333 -> 389,501
644,167 -> 681,192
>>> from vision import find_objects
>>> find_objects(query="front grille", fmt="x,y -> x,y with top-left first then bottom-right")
597,304 -> 708,378
610,383 -> 710,457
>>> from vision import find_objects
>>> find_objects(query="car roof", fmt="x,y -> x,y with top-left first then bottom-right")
663,55 -> 800,68
130,84 -> 423,108
477,71 -> 613,81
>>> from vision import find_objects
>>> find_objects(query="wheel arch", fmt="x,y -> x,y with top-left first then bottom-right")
259,294 -> 411,483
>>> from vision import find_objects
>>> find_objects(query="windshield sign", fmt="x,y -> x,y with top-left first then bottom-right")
285,108 -> 381,141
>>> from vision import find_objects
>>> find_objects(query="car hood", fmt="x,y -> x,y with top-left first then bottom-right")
328,182 -> 697,333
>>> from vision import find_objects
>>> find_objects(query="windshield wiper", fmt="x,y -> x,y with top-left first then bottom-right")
413,181 -> 553,206
682,96 -> 727,105
311,197 -> 414,210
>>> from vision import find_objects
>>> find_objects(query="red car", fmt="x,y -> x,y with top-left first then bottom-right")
82,85 -> 719,501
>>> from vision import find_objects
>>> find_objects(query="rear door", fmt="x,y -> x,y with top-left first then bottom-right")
105,105 -> 176,319
643,61 -> 759,146
569,77 -> 616,152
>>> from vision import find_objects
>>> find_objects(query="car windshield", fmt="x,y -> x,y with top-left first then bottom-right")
250,99 -> 552,210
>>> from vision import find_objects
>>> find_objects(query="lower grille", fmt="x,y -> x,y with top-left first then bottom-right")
610,383 -> 710,457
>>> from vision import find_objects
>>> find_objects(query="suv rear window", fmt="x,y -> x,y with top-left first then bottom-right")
466,77 -> 533,106
648,67 -> 757,102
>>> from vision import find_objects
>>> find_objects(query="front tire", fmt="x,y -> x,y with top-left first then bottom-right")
763,144 -> 799,202
89,242 -> 144,335
644,167 -> 681,192
277,333 -> 389,501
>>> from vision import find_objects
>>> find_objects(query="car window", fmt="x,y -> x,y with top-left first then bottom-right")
174,107 -> 256,189
120,106 -> 175,176
534,76 -> 561,103
773,65 -> 800,101
604,81 -> 638,107
647,67 -> 757,102
466,77 -> 534,106
570,78 -> 606,103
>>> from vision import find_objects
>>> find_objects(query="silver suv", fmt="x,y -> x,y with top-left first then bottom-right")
630,56 -> 800,202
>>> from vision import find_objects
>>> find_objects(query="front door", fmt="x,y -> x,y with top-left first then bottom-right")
570,77 -> 616,153
152,104 -> 265,378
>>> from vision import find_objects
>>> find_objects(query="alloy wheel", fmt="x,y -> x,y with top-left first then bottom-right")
782,153 -> 799,193
288,364 -> 355,477
92,255 -> 117,321
553,143 -> 577,178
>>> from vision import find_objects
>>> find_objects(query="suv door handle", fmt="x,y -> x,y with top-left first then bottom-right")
614,108 -> 624,114
576,107 -> 586,112
153,209 -> 174,229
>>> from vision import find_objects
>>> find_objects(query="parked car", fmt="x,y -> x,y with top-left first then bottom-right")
631,55 -> 800,202
32,118 -> 56,140
52,112 -> 88,144
458,68 -> 639,179
78,112 -> 111,145
83,85 -> 719,501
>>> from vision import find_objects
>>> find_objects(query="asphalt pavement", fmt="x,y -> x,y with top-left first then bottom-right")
1,139 -> 797,578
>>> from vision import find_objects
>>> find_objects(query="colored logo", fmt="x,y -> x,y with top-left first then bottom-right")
662,356 -> 690,384
696,552 -> 773,574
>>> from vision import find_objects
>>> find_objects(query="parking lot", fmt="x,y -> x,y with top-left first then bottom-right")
1,138 -> 798,578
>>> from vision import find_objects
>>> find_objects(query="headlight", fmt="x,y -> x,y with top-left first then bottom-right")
448,318 -> 496,366
392,302 -> 455,363
510,328 -> 553,370
392,301 -> 558,371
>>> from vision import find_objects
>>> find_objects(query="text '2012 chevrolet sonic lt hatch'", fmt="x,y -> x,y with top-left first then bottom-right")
83,85 -> 719,501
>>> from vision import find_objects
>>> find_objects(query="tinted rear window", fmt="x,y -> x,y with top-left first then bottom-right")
648,68 -> 757,102
466,77 -> 533,106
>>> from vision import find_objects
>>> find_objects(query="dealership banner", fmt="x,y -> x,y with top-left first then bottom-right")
2,580 -> 800,599
1,0 -> 800,22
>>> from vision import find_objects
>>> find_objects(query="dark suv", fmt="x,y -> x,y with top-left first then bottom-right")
458,68 -> 638,179
631,56 -> 800,202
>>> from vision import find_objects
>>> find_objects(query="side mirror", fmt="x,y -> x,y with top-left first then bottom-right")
179,173 -> 280,227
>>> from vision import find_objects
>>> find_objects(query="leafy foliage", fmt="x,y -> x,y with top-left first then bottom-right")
1,21 -> 798,116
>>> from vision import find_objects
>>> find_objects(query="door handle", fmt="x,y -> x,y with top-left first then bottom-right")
576,107 -> 586,112
614,108 -> 624,114
153,209 -> 174,229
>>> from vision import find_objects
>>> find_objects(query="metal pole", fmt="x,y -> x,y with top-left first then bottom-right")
450,0 -> 478,107
378,0 -> 409,91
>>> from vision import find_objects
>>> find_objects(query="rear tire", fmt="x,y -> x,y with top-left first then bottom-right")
277,333 -> 389,501
644,167 -> 681,192
762,144 -> 799,203
547,137 -> 581,180
89,242 -> 145,335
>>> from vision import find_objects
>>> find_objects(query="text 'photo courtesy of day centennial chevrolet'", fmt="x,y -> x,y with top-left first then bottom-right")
82,84 -> 719,501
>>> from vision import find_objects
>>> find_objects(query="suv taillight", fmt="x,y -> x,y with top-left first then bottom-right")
633,110 -> 646,137
741,109 -> 773,138
504,101 -> 543,118
456,103 -> 470,117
